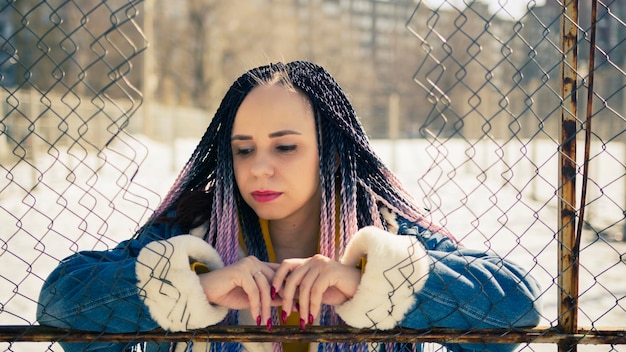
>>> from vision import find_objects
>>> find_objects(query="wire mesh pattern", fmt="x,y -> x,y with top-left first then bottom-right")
1,0 -> 625,352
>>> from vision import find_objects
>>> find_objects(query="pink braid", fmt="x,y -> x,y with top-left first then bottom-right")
338,179 -> 358,258
215,183 -> 239,265
319,173 -> 336,259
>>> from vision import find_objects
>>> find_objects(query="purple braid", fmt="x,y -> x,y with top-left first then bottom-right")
335,135 -> 359,258
317,114 -> 337,259
212,161 -> 239,266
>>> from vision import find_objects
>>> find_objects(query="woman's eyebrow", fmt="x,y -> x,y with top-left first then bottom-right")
269,130 -> 301,138
231,130 -> 302,141
231,134 -> 251,141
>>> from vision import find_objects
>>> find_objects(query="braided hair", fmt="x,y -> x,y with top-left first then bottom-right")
140,61 -> 453,351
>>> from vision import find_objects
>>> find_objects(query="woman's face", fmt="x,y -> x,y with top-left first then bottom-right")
231,84 -> 321,222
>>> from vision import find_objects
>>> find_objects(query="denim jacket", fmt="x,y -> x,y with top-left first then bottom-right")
37,209 -> 542,352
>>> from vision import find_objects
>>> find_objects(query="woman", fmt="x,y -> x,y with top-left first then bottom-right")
37,61 -> 542,352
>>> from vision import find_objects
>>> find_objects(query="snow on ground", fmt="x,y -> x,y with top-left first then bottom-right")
1,135 -> 624,351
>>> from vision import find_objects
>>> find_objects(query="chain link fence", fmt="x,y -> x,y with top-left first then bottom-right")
1,0 -> 625,351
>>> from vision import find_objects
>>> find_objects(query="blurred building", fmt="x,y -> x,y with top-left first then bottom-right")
524,0 -> 626,141
0,9 -> 16,88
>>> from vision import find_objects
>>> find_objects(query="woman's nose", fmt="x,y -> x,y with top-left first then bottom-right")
250,153 -> 274,177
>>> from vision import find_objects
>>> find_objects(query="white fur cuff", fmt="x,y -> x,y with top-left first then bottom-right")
335,226 -> 431,330
136,235 -> 228,331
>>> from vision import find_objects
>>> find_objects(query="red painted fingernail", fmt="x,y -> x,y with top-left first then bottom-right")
256,315 -> 261,327
299,318 -> 306,331
271,286 -> 276,300
281,310 -> 288,324
308,313 -> 314,325
266,318 -> 273,332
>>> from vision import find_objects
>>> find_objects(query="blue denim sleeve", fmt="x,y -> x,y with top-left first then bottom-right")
397,220 -> 542,352
36,221 -> 183,350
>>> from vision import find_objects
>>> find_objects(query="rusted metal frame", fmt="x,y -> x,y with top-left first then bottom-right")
576,0 -> 598,253
2,326 -> 626,345
558,1 -> 581,352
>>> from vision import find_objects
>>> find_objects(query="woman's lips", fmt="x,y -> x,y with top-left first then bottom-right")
251,190 -> 282,203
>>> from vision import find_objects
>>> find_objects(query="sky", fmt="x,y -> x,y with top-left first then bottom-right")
423,0 -> 548,20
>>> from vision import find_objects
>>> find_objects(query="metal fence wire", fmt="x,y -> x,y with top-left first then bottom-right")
0,0 -> 625,351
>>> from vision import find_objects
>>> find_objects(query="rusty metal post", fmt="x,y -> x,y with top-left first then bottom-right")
558,0 -> 580,351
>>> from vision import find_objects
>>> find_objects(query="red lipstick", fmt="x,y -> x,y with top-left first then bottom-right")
251,190 -> 282,203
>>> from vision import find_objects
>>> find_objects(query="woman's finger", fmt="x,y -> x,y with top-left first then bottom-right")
307,270 -> 328,323
251,269 -> 273,330
295,265 -> 321,329
273,259 -> 304,314
235,257 -> 276,328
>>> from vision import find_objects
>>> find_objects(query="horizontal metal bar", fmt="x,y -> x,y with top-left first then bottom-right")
1,326 -> 625,345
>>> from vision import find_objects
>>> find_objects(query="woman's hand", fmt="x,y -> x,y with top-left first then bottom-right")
198,256 -> 280,329
272,254 -> 361,329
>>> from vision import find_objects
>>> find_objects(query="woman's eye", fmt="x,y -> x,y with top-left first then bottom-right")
277,145 -> 297,153
235,147 -> 254,156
